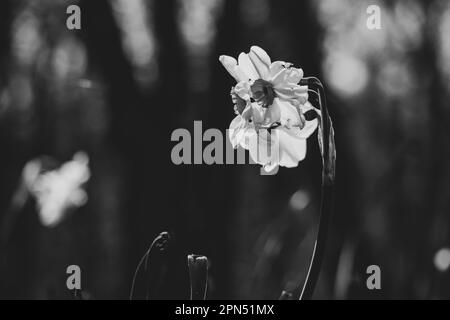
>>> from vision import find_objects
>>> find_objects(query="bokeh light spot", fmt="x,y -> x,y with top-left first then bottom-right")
289,190 -> 310,211
324,53 -> 369,97
434,248 -> 450,272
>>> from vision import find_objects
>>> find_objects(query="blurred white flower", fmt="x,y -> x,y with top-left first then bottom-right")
434,248 -> 450,272
220,46 -> 319,171
23,152 -> 90,227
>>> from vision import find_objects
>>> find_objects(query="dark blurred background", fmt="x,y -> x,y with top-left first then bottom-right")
1,0 -> 450,300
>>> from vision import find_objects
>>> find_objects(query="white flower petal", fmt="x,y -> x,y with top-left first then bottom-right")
299,100 -> 317,113
283,106 -> 319,139
239,127 -> 257,150
274,85 -> 308,103
241,103 -> 253,120
286,68 -> 304,84
269,61 -> 286,78
277,128 -> 307,167
219,55 -> 238,78
298,118 -> 319,139
234,81 -> 251,100
248,47 -> 271,80
219,55 -> 247,82
247,123 -> 313,170
250,46 -> 271,67
250,103 -> 266,124
229,116 -> 248,149
249,52 -> 269,79
263,162 -> 279,173
276,98 -> 302,126
232,65 -> 249,83
263,99 -> 281,124
298,102 -> 320,138
248,129 -> 278,167
238,52 -> 259,80
229,115 -> 259,150
271,68 -> 288,87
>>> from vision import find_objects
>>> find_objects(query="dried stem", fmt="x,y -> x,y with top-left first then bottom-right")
129,231 -> 170,300
297,77 -> 336,300
187,254 -> 209,300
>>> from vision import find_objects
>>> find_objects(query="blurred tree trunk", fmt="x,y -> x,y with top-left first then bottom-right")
80,0 -> 143,298
0,0 -> 11,76
203,0 -> 245,299
0,0 -> 38,299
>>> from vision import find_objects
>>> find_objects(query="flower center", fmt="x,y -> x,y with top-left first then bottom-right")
250,79 -> 275,108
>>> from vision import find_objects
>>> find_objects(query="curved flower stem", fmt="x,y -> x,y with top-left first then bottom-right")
298,77 -> 336,300
129,231 -> 171,300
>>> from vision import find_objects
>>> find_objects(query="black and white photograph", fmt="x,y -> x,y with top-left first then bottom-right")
0,0 -> 450,307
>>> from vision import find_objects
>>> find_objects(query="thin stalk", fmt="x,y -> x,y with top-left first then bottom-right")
298,77 -> 336,300
187,254 -> 209,300
129,231 -> 170,300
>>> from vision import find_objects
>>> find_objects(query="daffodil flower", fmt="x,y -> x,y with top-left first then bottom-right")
219,46 -> 319,171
